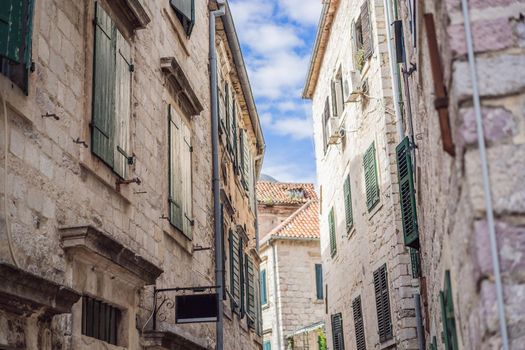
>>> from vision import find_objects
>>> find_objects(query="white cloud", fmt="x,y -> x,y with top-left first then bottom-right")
279,0 -> 323,26
262,161 -> 317,184
271,117 -> 313,140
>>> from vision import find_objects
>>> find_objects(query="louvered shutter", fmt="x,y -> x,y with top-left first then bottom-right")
329,208 -> 337,257
241,129 -> 250,190
373,265 -> 393,342
364,142 -> 380,211
361,1 -> 373,59
255,265 -> 262,335
410,248 -> 420,278
114,31 -> 132,179
168,105 -> 183,231
92,3 -> 116,167
239,237 -> 245,317
224,83 -> 231,146
260,269 -> 267,305
331,313 -> 345,350
323,98 -> 330,152
246,256 -> 256,322
396,137 -> 418,248
343,175 -> 353,231
181,121 -> 193,239
440,271 -> 459,350
229,229 -> 241,312
315,264 -> 323,300
232,101 -> 238,171
0,0 -> 23,62
331,81 -> 338,117
353,296 -> 366,350
334,76 -> 344,116
169,0 -> 194,35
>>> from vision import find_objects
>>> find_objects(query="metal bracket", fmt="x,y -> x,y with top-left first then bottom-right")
117,146 -> 135,165
42,112 -> 59,120
403,62 -> 417,76
73,138 -> 88,148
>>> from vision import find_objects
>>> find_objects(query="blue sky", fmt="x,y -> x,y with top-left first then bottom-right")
229,0 -> 322,184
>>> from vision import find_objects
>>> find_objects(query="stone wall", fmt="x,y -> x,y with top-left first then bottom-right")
397,0 -> 525,348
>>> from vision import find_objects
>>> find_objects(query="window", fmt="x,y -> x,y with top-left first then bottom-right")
82,296 -> 121,345
328,207 -> 337,257
322,98 -> 330,153
245,255 -> 257,325
363,142 -> 379,211
373,264 -> 392,342
331,68 -> 344,117
343,175 -> 353,231
331,313 -> 345,350
396,137 -> 418,248
0,0 -> 34,94
229,229 -> 241,313
168,104 -> 193,238
315,264 -> 323,300
260,268 -> 268,306
170,0 -> 195,36
352,1 -> 373,70
352,296 -> 366,350
263,340 -> 271,350
92,3 -> 133,179
440,271 -> 459,350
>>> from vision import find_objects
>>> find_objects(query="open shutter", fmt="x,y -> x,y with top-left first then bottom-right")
364,142 -> 379,211
441,271 -> 459,350
246,256 -> 256,322
229,229 -> 241,312
353,296 -> 366,350
331,313 -> 345,350
335,75 -> 344,116
181,121 -> 193,238
410,248 -> 420,278
224,83 -> 231,147
241,129 -> 250,189
168,105 -> 183,231
361,1 -> 373,59
92,3 -> 116,167
232,101 -> 238,171
114,31 -> 132,179
260,269 -> 267,305
396,137 -> 418,248
329,208 -> 337,257
170,0 -> 194,35
239,237 -> 245,317
0,0 -> 23,62
315,264 -> 323,300
374,265 -> 392,342
343,175 -> 353,231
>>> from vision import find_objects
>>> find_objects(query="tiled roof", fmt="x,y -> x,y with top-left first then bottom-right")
267,200 -> 320,240
257,182 -> 317,205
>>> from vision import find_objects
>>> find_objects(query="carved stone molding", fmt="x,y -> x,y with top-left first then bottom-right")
141,330 -> 210,350
114,0 -> 151,30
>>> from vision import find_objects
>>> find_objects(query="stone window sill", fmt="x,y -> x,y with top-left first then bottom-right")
346,226 -> 356,239
379,338 -> 396,350
368,201 -> 383,220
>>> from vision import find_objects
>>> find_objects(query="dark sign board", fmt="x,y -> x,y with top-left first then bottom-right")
175,293 -> 218,324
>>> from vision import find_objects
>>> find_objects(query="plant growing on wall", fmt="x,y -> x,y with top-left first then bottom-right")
355,48 -> 366,71
317,330 -> 327,350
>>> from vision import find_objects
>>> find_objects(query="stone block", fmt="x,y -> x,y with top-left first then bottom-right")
459,107 -> 517,146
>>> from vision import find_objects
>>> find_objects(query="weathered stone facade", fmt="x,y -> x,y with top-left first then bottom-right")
395,0 -> 525,348
304,0 -> 419,349
0,0 -> 263,349
257,182 -> 325,349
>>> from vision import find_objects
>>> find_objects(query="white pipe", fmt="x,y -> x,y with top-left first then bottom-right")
271,241 -> 283,349
383,0 -> 404,140
460,1 -> 509,349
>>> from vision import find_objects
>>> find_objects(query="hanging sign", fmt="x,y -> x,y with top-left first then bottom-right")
175,293 -> 218,324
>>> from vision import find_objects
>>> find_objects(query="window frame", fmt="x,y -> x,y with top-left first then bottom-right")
315,264 -> 324,300
169,0 -> 195,36
81,295 -> 122,346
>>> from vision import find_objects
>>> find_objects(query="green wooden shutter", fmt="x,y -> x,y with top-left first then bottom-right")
329,207 -> 337,257
181,121 -> 193,239
232,100 -> 238,171
239,237 -> 245,317
114,31 -> 132,179
260,269 -> 267,305
170,0 -> 195,35
246,256 -> 256,322
440,271 -> 459,350
361,1 -> 373,59
353,296 -> 366,350
410,248 -> 420,278
0,0 -> 23,62
331,313 -> 345,350
168,105 -> 183,230
240,129 -> 249,190
263,341 -> 271,350
396,137 -> 419,248
224,83 -> 231,147
92,3 -> 116,167
364,142 -> 379,211
374,264 -> 392,342
343,175 -> 353,231
315,264 -> 323,300
229,229 -> 241,312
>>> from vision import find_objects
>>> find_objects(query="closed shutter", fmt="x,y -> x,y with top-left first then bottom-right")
315,264 -> 323,300
323,98 -> 330,152
229,229 -> 241,312
169,0 -> 194,35
396,137 -> 418,248
255,265 -> 262,335
363,142 -> 379,211
263,341 -> 271,350
331,313 -> 345,350
224,83 -> 231,146
232,100 -> 238,171
0,0 -> 23,62
92,3 -> 116,167
181,121 -> 193,238
373,264 -> 393,342
329,207 -> 337,257
343,175 -> 353,231
246,256 -> 256,322
168,105 -> 183,231
114,31 -> 132,179
241,129 -> 249,190
331,81 -> 338,117
440,271 -> 459,350
248,155 -> 256,210
352,296 -> 366,350
410,248 -> 420,278
260,269 -> 267,305
361,1 -> 373,59
334,75 -> 344,116
239,238 -> 245,317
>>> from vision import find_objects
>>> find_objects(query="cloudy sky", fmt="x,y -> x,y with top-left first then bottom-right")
229,0 -> 322,184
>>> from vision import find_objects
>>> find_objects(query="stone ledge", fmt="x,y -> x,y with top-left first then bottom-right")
114,0 -> 151,30
0,262 -> 81,318
59,225 -> 163,285
141,330 -> 210,350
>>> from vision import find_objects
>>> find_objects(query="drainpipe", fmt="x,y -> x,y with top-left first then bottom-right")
210,1 -> 226,349
383,0 -> 404,140
414,294 -> 425,350
460,1 -> 509,349
270,240 -> 283,349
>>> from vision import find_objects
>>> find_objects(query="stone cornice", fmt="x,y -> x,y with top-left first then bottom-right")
141,330 -> 210,350
0,263 -> 81,318
115,0 -> 151,30
59,226 -> 163,285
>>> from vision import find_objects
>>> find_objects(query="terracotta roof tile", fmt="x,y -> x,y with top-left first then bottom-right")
256,182 -> 318,205
267,200 -> 320,239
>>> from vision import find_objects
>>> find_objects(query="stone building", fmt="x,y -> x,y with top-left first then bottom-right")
257,181 -> 325,350
388,0 -> 525,349
0,0 -> 263,349
303,0 -> 419,349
